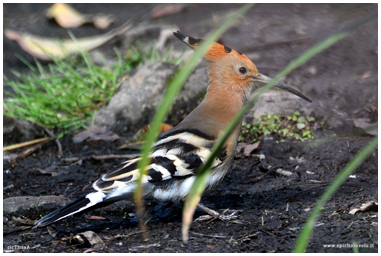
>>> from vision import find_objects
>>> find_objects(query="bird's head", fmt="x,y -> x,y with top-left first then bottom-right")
174,31 -> 311,103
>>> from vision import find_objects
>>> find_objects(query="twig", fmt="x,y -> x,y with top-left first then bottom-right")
129,243 -> 160,251
237,231 -> 261,241
61,154 -> 140,162
55,138 -> 63,157
244,165 -> 277,183
3,226 -> 32,235
189,231 -> 230,239
7,140 -> 52,162
3,128 -> 61,163
111,231 -> 143,240
195,216 -> 217,230
3,137 -> 51,152
43,127 -> 62,158
245,160 -> 294,183
12,217 -> 35,226
144,217 -> 152,225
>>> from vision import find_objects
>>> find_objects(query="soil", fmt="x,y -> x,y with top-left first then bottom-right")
3,3 -> 378,253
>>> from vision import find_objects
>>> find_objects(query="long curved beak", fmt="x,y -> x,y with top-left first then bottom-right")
254,73 -> 312,103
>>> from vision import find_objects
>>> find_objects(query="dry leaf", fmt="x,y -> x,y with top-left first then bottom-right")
5,21 -> 131,61
86,215 -> 106,220
92,14 -> 115,29
155,25 -> 180,50
73,125 -> 120,144
353,119 -> 377,136
360,201 -> 378,212
74,231 -> 106,252
143,123 -> 173,133
357,70 -> 372,79
236,141 -> 260,156
38,160 -> 82,177
46,3 -> 87,28
151,3 -> 189,18
46,3 -> 114,29
349,208 -> 360,215
349,201 -> 378,215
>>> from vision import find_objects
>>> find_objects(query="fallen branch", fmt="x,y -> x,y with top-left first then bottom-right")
12,217 -> 35,226
237,231 -> 261,241
3,226 -> 33,235
3,137 -> 51,152
111,231 -> 143,240
129,243 -> 160,251
43,127 -> 62,158
244,163 -> 280,183
4,139 -> 53,163
189,231 -> 230,239
3,128 -> 63,163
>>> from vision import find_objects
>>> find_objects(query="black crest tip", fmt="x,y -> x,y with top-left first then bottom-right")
173,31 -> 187,41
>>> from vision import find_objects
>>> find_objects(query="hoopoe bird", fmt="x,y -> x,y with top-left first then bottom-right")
35,31 -> 311,227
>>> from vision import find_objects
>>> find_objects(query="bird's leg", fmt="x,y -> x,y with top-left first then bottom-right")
196,203 -> 238,221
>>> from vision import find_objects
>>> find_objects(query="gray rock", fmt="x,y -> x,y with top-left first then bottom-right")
94,61 -> 208,137
245,89 -> 355,129
3,115 -> 45,146
3,196 -> 71,219
244,90 -> 315,123
94,62 -> 176,136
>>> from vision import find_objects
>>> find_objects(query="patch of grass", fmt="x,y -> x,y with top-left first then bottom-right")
127,42 -> 183,66
34,196 -> 42,218
3,44 -> 181,137
239,111 -> 325,143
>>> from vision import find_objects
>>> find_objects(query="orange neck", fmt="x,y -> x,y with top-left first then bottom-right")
179,81 -> 251,139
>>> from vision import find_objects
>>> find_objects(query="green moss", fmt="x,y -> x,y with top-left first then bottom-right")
239,111 -> 325,143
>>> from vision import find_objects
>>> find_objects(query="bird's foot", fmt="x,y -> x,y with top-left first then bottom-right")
195,203 -> 238,221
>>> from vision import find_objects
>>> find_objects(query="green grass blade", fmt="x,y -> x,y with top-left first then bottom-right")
4,46 -> 140,132
14,53 -> 36,72
182,11 -> 377,242
293,136 -> 378,253
133,3 -> 255,239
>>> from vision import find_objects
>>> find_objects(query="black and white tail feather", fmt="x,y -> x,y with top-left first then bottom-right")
35,128 -> 228,227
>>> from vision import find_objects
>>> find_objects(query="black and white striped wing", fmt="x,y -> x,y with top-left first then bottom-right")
92,129 -> 222,201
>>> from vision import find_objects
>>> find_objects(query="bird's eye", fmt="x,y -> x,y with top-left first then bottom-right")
239,67 -> 247,74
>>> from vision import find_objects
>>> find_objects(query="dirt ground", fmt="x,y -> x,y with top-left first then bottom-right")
3,3 -> 378,253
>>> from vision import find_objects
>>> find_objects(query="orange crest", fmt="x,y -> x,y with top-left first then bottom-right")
173,31 -> 256,68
